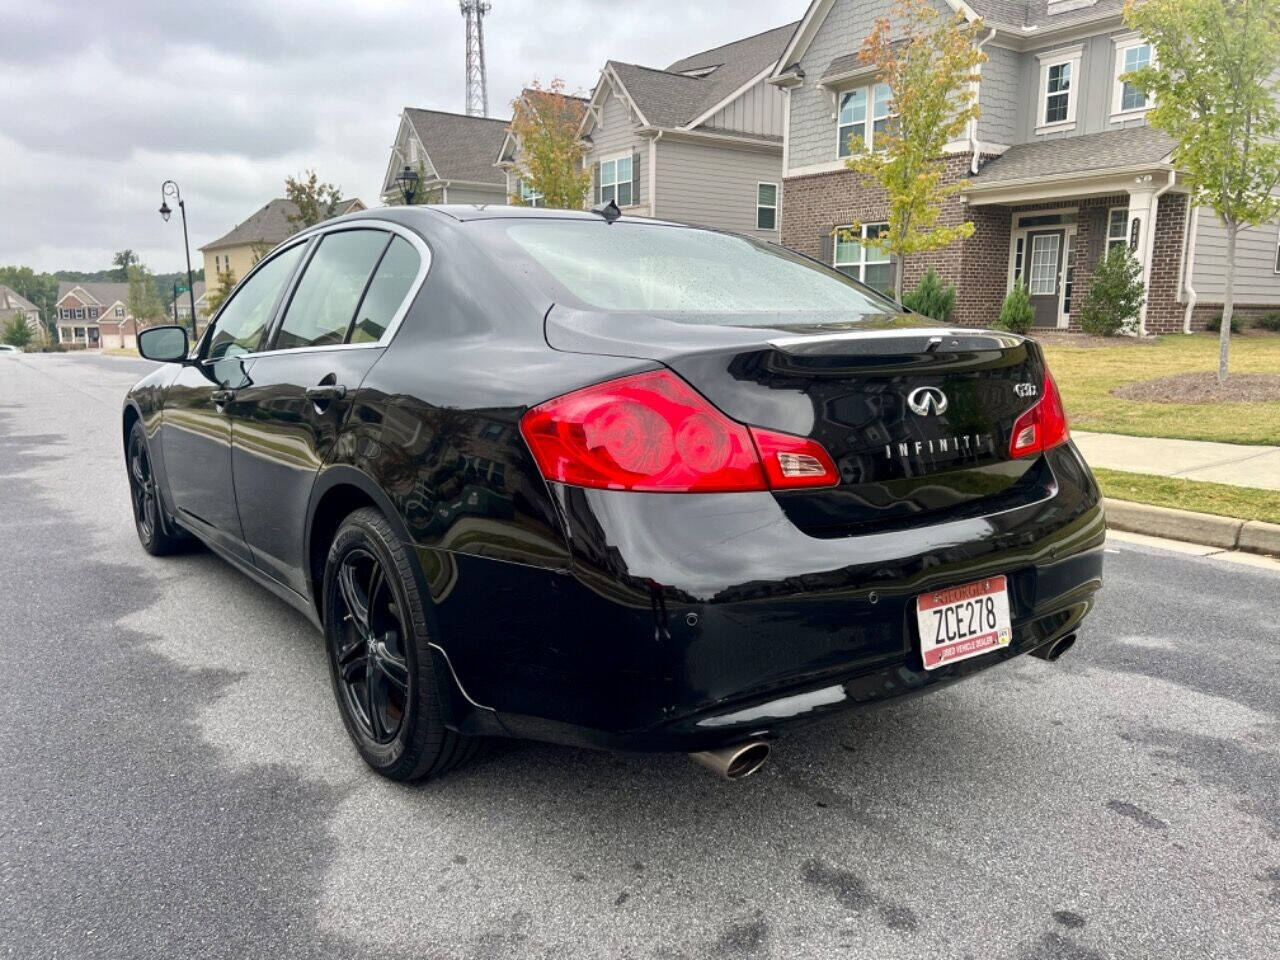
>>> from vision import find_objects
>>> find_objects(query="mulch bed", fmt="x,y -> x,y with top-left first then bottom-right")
1111,371 -> 1280,404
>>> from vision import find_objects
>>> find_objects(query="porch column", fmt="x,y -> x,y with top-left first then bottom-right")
1126,174 -> 1160,336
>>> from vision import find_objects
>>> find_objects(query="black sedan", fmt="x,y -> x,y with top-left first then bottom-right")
124,205 -> 1103,782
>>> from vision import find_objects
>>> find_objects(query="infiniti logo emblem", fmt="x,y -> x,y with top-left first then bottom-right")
907,386 -> 948,416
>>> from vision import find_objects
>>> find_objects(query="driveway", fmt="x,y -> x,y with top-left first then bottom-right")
2,353 -> 1278,959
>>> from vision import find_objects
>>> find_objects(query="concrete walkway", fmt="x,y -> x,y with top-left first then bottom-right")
1073,431 -> 1280,491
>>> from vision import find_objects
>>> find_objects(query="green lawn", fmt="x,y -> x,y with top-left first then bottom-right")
1093,467 -> 1280,525
1040,333 -> 1280,445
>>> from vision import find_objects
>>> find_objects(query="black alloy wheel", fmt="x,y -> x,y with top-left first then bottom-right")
126,421 -> 186,556
323,507 -> 484,781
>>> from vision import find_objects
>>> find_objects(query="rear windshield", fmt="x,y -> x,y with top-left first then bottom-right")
476,219 -> 899,324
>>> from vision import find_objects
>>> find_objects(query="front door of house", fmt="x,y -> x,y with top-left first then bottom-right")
1026,230 -> 1065,328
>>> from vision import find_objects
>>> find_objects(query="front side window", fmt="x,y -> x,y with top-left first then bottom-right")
276,230 -> 390,351
1044,62 -> 1071,124
1107,208 -> 1130,253
600,155 -> 633,207
519,180 -> 544,208
756,183 -> 778,230
834,223 -> 892,293
484,220 -> 897,321
206,242 -> 304,360
838,83 -> 892,156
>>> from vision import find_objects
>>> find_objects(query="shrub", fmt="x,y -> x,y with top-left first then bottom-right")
1253,312 -> 1280,332
2,315 -> 34,348
1204,314 -> 1243,334
994,282 -> 1034,334
1078,247 -> 1144,336
901,268 -> 956,322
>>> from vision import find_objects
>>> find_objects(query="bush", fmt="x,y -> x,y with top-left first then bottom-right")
1204,314 -> 1242,334
901,268 -> 956,322
994,282 -> 1034,334
1079,247 -> 1145,336
2,315 -> 35,348
1253,313 -> 1280,332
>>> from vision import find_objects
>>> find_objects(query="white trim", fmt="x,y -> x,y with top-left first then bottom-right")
1105,205 -> 1130,254
963,164 -> 1179,205
1110,36 -> 1154,120
836,81 -> 892,158
597,151 -> 636,207
686,62 -> 777,130
781,87 -> 792,175
1035,45 -> 1082,134
648,133 -> 659,217
756,181 -> 779,231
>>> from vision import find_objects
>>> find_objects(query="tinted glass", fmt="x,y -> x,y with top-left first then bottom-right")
486,220 -> 897,323
349,236 -> 421,344
275,230 -> 390,350
207,244 -> 304,359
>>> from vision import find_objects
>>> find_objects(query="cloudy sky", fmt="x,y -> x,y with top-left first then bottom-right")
0,0 -> 806,274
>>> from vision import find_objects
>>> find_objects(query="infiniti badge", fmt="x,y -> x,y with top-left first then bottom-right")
907,386 -> 948,416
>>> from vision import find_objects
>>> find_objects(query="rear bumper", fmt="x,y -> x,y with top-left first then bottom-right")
430,443 -> 1104,751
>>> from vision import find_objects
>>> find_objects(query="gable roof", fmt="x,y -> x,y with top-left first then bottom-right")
200,197 -> 364,252
600,21 -> 798,131
969,126 -> 1174,186
402,108 -> 511,185
497,89 -> 589,165
56,281 -> 131,307
0,285 -> 38,313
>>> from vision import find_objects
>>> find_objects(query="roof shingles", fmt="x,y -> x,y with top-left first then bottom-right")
970,126 -> 1175,186
200,197 -> 363,252
403,108 -> 511,185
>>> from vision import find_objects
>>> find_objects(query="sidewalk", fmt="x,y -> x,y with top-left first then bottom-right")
1073,431 -> 1280,491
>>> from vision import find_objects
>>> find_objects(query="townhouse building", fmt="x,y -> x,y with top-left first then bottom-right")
54,282 -> 137,349
380,109 -> 511,205
771,0 -> 1280,332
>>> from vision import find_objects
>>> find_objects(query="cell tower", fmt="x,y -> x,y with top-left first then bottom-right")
460,1 -> 491,117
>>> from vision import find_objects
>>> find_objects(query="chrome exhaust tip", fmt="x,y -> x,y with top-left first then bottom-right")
1030,633 -> 1078,662
691,740 -> 771,780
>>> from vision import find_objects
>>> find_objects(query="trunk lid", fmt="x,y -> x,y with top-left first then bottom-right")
546,308 -> 1053,535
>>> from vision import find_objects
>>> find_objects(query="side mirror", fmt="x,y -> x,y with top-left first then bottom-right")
138,325 -> 190,363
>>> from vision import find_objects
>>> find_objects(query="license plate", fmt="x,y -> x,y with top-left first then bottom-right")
916,575 -> 1012,670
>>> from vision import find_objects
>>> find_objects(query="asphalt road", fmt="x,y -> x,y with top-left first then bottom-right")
2,352 -> 1278,960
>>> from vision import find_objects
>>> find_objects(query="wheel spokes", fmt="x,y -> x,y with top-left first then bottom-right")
338,559 -> 371,635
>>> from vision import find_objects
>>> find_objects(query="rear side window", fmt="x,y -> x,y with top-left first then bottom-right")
207,244 -> 304,359
349,236 -> 421,344
276,230 -> 390,350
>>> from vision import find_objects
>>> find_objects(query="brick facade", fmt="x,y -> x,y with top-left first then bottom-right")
781,158 -> 1194,334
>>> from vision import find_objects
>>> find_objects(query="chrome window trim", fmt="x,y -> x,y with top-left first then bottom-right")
204,219 -> 433,362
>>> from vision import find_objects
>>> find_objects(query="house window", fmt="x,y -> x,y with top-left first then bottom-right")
88,306 -> 99,319
73,326 -> 85,339
60,308 -> 71,319
115,305 -> 125,317
600,155 -> 633,207
757,183 -> 778,230
74,308 -> 85,320
834,223 -> 891,292
1107,208 -> 1130,253
519,179 -> 544,208
1013,237 -> 1026,284
1037,46 -> 1082,131
1113,38 -> 1154,116
838,83 -> 892,157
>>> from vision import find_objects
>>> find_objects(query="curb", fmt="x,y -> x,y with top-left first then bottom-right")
1104,498 -> 1280,557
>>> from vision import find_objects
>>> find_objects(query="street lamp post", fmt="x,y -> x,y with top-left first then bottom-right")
159,180 -> 199,339
395,165 -> 419,205
171,280 -> 180,325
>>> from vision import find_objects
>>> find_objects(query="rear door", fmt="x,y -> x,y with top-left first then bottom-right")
227,225 -> 428,594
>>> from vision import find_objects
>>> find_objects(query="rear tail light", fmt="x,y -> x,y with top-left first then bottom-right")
1009,368 -> 1070,458
519,369 -> 838,492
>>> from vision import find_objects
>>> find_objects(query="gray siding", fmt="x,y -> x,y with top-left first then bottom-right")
703,80 -> 787,138
1017,30 -> 1152,143
978,44 -> 1022,147
1192,209 -> 1280,304
654,137 -> 782,238
445,184 -> 505,204
584,87 -> 646,209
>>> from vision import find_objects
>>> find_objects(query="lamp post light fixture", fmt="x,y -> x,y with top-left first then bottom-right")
159,180 -> 199,339
395,165 -> 420,205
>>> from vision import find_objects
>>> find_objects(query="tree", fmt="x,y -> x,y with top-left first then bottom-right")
2,314 -> 34,348
994,282 -> 1034,334
1078,247 -> 1145,336
285,169 -> 342,231
206,266 -> 237,313
842,0 -> 987,299
126,264 -> 164,326
508,80 -> 592,210
112,249 -> 139,282
1124,0 -> 1280,380
0,266 -> 58,334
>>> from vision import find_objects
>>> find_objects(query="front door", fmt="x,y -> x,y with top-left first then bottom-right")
1026,230 -> 1065,328
160,241 -> 307,559
228,227 -> 421,595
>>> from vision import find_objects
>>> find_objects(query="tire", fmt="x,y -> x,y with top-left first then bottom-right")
322,507 -> 483,781
126,420 -> 189,556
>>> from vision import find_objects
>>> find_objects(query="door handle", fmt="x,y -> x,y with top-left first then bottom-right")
305,384 -> 347,402
211,389 -> 236,406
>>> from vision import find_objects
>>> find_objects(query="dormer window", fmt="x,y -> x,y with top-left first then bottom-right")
1112,35 -> 1155,118
678,65 -> 719,78
1036,45 -> 1083,133
837,83 -> 892,157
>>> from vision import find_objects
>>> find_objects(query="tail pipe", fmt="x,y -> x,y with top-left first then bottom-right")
691,740 -> 771,780
1031,633 -> 1078,662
